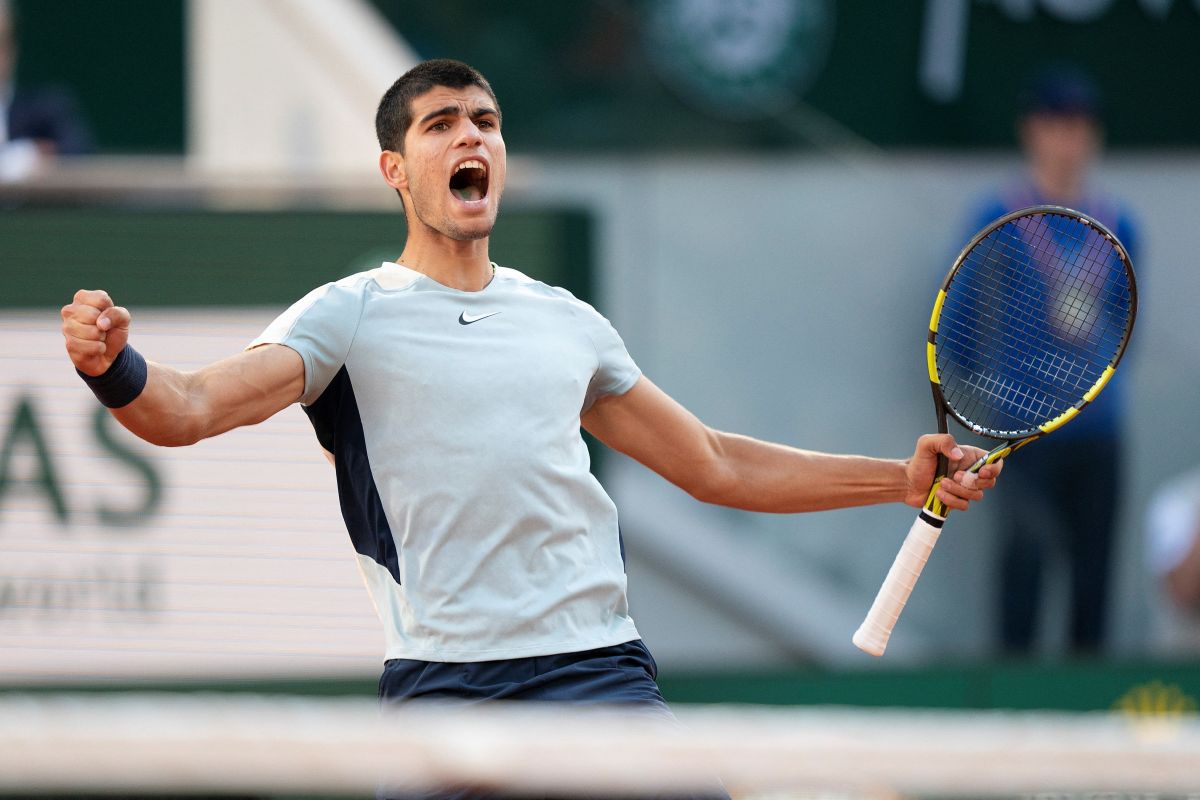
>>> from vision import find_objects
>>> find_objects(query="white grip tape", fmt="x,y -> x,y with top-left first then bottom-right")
852,512 -> 945,657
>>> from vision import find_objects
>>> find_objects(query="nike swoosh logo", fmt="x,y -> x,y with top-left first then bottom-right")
458,311 -> 501,325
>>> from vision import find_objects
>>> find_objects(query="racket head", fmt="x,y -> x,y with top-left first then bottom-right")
928,205 -> 1137,441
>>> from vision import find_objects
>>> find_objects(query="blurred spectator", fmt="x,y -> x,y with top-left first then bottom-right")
964,64 -> 1141,657
0,0 -> 93,181
1145,468 -> 1200,655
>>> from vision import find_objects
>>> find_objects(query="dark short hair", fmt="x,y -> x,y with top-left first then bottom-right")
375,59 -> 498,153
1019,64 -> 1102,120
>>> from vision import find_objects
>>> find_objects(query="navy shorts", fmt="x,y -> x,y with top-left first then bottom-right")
377,639 -> 729,800
379,639 -> 670,708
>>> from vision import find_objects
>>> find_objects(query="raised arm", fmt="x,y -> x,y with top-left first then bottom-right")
581,377 -> 1001,514
62,290 -> 304,447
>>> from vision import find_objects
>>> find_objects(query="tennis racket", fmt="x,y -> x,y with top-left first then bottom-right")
852,205 -> 1138,657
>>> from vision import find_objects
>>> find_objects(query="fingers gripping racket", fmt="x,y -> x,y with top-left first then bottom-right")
852,205 -> 1138,656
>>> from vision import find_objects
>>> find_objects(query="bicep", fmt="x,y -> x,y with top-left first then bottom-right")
581,377 -> 722,493
204,345 -> 304,431
192,343 -> 306,437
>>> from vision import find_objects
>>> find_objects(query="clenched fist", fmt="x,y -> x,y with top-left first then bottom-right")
61,289 -> 132,376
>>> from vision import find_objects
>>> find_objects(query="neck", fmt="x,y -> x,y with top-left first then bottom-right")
397,236 -> 493,292
1030,165 -> 1084,205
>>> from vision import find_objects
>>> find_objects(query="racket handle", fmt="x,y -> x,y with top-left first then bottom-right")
852,510 -> 946,657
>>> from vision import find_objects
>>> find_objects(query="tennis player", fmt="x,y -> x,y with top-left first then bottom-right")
62,59 -> 1000,731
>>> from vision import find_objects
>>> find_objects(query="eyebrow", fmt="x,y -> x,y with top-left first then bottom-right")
417,105 -> 501,126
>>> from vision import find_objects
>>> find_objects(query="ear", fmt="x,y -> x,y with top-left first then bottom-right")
379,150 -> 407,191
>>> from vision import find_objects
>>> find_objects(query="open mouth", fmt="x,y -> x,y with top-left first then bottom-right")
449,159 -> 489,202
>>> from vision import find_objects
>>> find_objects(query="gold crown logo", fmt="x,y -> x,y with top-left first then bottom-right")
1113,681 -> 1198,742
1114,680 -> 1198,717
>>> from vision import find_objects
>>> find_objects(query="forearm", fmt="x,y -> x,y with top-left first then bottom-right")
109,361 -> 209,447
696,430 -> 908,513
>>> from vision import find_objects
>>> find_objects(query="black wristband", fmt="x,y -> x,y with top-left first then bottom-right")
76,345 -> 148,408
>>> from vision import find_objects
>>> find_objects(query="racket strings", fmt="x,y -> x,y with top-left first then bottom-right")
935,212 -> 1133,436
981,227 -> 1131,345
942,221 -> 1129,429
962,228 -> 1130,352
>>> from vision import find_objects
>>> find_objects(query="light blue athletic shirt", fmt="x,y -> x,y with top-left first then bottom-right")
249,263 -> 643,662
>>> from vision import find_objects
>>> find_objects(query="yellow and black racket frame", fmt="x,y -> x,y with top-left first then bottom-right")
922,205 -> 1138,517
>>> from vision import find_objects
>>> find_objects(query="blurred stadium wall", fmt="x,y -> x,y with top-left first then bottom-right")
188,0 -> 417,175
2,0 -> 1199,707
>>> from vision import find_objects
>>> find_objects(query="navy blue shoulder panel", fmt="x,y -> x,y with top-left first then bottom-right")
302,366 -> 402,585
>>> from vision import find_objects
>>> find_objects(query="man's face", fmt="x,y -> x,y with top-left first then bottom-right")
396,85 -> 506,242
1020,112 -> 1101,181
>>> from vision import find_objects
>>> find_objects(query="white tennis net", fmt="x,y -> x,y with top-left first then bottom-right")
2,693 -> 1198,797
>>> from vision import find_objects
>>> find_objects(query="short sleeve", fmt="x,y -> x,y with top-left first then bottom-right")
247,280 -> 366,406
577,303 -> 641,412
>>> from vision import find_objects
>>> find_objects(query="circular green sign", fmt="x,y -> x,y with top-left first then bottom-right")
643,0 -> 836,120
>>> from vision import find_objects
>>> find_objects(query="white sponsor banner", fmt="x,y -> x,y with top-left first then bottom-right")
0,310 -> 382,683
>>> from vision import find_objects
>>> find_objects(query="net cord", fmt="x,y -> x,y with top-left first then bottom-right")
1,694 -> 1197,797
